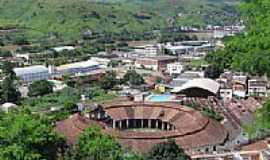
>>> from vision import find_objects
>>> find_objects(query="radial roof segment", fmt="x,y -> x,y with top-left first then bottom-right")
171,78 -> 220,95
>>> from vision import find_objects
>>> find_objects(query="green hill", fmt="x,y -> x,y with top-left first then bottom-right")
0,0 -> 241,40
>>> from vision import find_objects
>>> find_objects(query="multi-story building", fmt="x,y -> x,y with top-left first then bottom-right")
135,56 -> 177,71
248,79 -> 268,97
14,65 -> 50,82
217,78 -> 233,101
166,62 -> 184,76
134,45 -> 161,57
220,88 -> 233,101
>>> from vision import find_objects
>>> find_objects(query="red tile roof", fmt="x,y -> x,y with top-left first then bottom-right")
55,102 -> 228,153
242,139 -> 270,151
55,114 -> 101,144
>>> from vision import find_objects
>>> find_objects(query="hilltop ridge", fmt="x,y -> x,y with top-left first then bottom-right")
0,0 -> 241,40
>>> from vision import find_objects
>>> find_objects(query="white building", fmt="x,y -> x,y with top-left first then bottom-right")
135,56 -> 177,71
48,80 -> 67,92
134,45 -> 160,57
164,44 -> 194,55
55,60 -> 100,76
52,46 -> 75,52
217,78 -> 233,101
1,103 -> 18,112
164,41 -> 213,56
220,88 -> 233,101
14,65 -> 50,82
167,62 -> 184,76
233,75 -> 247,85
171,71 -> 204,88
90,57 -> 111,66
248,79 -> 268,97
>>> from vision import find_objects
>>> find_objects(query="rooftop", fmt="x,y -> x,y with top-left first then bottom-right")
171,78 -> 220,95
241,138 -> 270,151
136,56 -> 177,61
55,101 -> 228,153
57,60 -> 99,70
14,65 -> 48,75
52,46 -> 75,52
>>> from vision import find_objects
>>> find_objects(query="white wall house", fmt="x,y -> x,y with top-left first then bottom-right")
167,62 -> 184,76
219,88 -> 233,101
134,45 -> 160,57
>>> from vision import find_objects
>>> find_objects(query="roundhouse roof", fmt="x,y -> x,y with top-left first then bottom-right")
171,78 -> 220,95
56,102 -> 228,153
103,102 -> 227,150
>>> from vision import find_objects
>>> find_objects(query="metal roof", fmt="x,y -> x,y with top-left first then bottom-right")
171,78 -> 220,95
57,60 -> 99,70
14,65 -> 49,75
52,46 -> 75,52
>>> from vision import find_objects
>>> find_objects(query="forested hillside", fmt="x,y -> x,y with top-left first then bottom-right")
0,0 -> 240,40
206,0 -> 270,76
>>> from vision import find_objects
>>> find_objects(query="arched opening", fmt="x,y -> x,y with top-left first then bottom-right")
112,119 -> 176,131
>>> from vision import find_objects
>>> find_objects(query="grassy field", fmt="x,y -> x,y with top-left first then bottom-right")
0,0 -> 240,40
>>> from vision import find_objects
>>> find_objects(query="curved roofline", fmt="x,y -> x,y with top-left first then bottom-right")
171,78 -> 220,95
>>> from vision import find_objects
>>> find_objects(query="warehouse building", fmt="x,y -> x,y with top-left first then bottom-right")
55,60 -> 100,76
14,65 -> 50,82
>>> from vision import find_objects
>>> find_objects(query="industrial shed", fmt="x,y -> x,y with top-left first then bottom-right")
14,65 -> 50,82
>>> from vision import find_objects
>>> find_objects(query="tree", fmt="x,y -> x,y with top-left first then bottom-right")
0,61 -> 21,103
145,140 -> 191,160
63,101 -> 78,113
245,100 -> 270,139
1,76 -> 21,103
28,80 -> 54,97
56,87 -> 81,105
123,70 -> 144,86
100,71 -> 118,90
14,35 -> 30,45
206,0 -> 270,77
64,125 -> 123,160
204,65 -> 223,79
0,39 -> 4,46
0,50 -> 12,57
202,106 -> 223,121
88,86 -> 106,99
0,109 -> 65,160
1,61 -> 16,77
108,60 -> 121,68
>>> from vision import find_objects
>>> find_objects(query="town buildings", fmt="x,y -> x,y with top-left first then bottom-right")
135,56 -> 177,71
192,138 -> 270,160
166,62 -> 184,76
13,59 -> 103,82
164,41 -> 214,56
